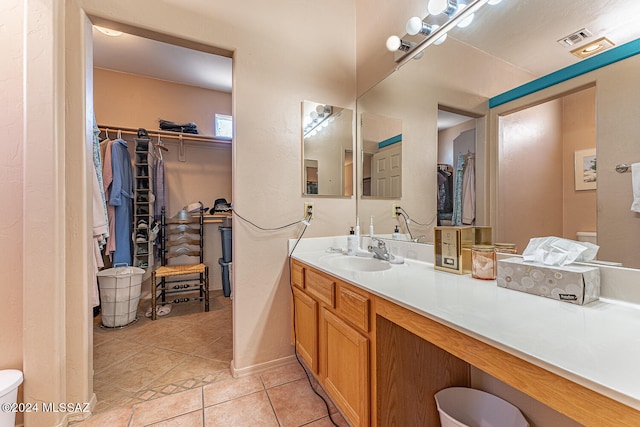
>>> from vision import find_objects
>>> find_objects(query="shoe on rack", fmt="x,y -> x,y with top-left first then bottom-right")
137,219 -> 148,229
136,231 -> 148,243
137,194 -> 149,203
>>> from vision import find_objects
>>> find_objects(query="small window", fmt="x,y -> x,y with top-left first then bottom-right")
215,114 -> 233,140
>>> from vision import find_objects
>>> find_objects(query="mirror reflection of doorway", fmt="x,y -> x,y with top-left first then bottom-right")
436,108 -> 477,226
305,159 -> 319,194
498,86 -> 597,254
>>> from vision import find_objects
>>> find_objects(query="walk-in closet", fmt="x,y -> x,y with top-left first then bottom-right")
90,25 -> 234,414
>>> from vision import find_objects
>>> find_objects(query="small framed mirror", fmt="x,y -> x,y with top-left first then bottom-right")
302,100 -> 354,196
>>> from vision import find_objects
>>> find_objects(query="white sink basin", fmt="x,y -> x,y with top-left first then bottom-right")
322,255 -> 391,272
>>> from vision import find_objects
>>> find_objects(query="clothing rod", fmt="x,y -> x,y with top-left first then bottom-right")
98,124 -> 232,145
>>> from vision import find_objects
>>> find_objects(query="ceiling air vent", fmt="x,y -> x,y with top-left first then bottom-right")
557,28 -> 593,47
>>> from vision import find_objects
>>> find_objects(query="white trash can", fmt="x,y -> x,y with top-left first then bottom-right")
435,387 -> 529,427
97,265 -> 145,328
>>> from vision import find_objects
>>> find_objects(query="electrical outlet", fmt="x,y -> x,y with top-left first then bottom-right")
392,204 -> 401,218
304,202 -> 314,219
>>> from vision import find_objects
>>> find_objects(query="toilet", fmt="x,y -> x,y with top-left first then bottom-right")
0,370 -> 23,427
576,231 -> 597,245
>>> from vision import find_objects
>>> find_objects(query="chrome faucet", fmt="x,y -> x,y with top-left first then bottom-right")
368,238 -> 394,261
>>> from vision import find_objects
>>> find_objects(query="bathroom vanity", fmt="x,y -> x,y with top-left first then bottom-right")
290,237 -> 640,427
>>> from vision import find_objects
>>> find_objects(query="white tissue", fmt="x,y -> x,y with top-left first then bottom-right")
522,236 -> 599,266
631,163 -> 640,213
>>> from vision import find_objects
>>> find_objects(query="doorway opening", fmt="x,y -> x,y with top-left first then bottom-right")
497,85 -> 596,254
89,21 -> 234,415
436,107 -> 479,226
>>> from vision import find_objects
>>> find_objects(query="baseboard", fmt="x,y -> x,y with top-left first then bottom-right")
230,354 -> 297,378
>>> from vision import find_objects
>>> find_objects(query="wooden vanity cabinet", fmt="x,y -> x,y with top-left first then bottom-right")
291,260 -> 371,427
292,287 -> 318,373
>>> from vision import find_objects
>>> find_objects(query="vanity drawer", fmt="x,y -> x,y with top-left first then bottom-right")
305,269 -> 335,307
292,261 -> 305,289
337,284 -> 370,333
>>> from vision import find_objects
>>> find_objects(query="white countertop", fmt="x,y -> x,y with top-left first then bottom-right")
290,237 -> 640,412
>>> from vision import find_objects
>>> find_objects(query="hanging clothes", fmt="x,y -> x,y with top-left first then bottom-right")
461,154 -> 476,225
101,138 -> 117,257
110,138 -> 134,266
91,165 -> 106,307
91,117 -> 109,308
92,119 -> 109,244
154,157 -> 166,221
451,153 -> 465,226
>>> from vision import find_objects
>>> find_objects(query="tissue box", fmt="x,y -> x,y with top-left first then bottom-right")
497,257 -> 600,305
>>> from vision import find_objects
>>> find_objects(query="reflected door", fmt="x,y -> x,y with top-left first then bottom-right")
372,144 -> 401,198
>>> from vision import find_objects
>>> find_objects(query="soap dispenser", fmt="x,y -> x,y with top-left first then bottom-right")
392,225 -> 401,240
347,227 -> 357,255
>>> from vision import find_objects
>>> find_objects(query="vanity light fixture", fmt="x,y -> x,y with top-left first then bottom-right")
387,0 -> 500,65
304,105 -> 333,138
570,37 -> 615,59
94,25 -> 123,37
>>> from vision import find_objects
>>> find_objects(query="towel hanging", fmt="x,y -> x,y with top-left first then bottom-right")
630,163 -> 640,213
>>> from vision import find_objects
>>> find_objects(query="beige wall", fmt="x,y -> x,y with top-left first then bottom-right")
94,68 -> 231,135
562,87 -> 597,241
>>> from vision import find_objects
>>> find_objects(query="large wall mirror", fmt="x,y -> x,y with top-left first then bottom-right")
302,100 -> 354,197
356,0 -> 640,268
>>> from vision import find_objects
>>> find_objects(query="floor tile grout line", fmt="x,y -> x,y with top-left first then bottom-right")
262,383 -> 283,427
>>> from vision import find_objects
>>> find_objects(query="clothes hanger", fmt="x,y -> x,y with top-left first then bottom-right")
155,133 -> 168,160
105,128 -> 111,140
117,129 -> 122,139
178,134 -> 186,162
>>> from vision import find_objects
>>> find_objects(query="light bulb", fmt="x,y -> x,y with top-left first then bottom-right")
322,121 -> 329,128
413,50 -> 425,60
434,33 -> 447,45
488,0 -> 502,4
310,111 -> 318,120
386,35 -> 401,52
406,17 -> 423,36
457,13 -> 474,28
428,0 -> 457,16
428,0 -> 448,14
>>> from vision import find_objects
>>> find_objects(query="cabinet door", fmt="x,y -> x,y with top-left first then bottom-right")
321,307 -> 369,427
293,288 -> 318,373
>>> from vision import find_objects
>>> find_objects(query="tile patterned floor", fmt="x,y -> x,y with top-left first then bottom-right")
74,290 -> 348,426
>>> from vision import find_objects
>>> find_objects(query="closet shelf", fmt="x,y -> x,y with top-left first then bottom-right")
98,124 -> 232,145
